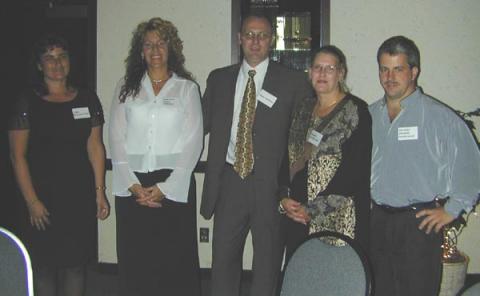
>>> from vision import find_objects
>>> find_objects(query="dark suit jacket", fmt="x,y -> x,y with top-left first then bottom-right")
200,61 -> 312,219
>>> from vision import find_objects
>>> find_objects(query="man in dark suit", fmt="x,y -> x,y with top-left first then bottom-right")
201,14 -> 312,296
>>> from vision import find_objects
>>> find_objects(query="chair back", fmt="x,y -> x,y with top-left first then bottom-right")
462,282 -> 480,296
0,227 -> 34,296
280,231 -> 372,296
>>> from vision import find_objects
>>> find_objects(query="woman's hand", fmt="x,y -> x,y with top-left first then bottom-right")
129,183 -> 152,207
27,200 -> 50,231
281,197 -> 310,225
129,184 -> 149,199
96,192 -> 110,220
136,185 -> 164,208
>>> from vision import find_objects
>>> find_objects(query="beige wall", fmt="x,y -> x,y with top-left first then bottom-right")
98,0 -> 480,272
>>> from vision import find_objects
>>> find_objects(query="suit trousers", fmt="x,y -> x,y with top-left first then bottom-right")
369,204 -> 442,296
211,164 -> 283,296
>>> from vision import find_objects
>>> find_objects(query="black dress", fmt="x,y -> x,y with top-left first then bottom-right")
9,88 -> 104,268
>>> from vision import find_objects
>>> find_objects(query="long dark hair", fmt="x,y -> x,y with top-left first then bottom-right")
119,17 -> 194,102
29,34 -> 73,96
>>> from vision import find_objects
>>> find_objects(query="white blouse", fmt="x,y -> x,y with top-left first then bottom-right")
109,73 -> 203,203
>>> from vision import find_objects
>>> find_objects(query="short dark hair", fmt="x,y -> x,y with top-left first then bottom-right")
310,45 -> 349,93
377,35 -> 420,70
240,13 -> 273,34
30,34 -> 72,95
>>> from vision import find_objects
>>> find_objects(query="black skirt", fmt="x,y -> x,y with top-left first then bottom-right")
115,170 -> 200,296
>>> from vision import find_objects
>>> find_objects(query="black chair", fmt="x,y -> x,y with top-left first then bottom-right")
0,227 -> 34,296
280,231 -> 372,296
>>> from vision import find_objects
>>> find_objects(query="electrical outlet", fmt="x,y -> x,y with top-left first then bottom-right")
199,227 -> 209,243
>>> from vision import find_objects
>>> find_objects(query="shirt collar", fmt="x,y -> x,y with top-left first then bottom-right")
241,58 -> 269,78
380,87 -> 421,108
141,72 -> 178,97
399,87 -> 421,108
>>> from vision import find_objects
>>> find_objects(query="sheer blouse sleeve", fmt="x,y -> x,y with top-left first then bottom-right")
8,92 -> 31,130
157,82 -> 203,203
108,80 -> 141,196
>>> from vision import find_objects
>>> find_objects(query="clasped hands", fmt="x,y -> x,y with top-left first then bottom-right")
129,184 -> 165,208
281,197 -> 310,225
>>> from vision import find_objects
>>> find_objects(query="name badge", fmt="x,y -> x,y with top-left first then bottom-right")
163,97 -> 175,106
398,126 -> 418,141
307,130 -> 323,146
257,90 -> 277,108
72,107 -> 90,119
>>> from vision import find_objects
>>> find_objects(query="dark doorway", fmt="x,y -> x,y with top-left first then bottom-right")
1,0 -> 97,236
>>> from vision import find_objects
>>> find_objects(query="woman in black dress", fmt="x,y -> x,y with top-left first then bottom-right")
8,35 -> 109,296
109,17 -> 202,296
281,45 -> 372,260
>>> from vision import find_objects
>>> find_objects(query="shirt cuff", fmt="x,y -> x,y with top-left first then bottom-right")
277,185 -> 290,201
444,199 -> 467,218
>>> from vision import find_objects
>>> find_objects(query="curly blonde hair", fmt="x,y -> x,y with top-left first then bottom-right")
119,17 -> 194,102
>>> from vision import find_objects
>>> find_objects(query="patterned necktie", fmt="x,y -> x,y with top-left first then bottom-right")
234,69 -> 256,179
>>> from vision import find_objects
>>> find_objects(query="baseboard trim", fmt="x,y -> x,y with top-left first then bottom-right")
94,262 -> 253,279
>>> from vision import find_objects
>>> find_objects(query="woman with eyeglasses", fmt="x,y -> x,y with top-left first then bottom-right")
109,17 -> 202,296
281,45 -> 372,260
8,34 -> 109,296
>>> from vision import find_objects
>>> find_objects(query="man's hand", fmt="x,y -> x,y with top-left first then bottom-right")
416,206 -> 455,234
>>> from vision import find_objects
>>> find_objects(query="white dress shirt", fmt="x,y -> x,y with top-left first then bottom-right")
226,58 -> 269,164
109,73 -> 203,203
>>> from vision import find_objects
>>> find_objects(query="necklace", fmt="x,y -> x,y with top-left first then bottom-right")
322,99 -> 338,109
149,73 -> 170,85
151,78 -> 166,84
314,98 -> 340,118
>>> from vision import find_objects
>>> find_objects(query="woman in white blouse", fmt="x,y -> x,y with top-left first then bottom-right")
109,17 -> 203,296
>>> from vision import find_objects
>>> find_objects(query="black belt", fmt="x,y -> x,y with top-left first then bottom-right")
373,199 -> 441,214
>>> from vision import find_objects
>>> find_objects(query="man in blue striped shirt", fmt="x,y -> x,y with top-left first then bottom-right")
369,35 -> 480,296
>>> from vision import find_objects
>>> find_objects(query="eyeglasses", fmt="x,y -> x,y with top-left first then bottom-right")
242,31 -> 272,41
311,64 -> 338,74
143,41 -> 168,51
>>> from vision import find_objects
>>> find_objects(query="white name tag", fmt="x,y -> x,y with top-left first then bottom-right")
398,126 -> 418,141
163,97 -> 175,106
72,107 -> 90,119
307,130 -> 323,146
257,90 -> 277,108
